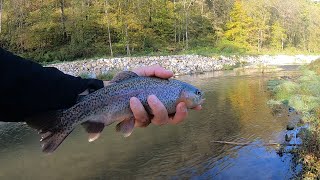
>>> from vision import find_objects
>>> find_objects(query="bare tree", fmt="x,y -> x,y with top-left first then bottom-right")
105,0 -> 113,56
183,0 -> 193,49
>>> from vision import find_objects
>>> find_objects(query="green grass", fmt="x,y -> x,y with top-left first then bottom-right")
96,71 -> 117,81
79,72 -> 92,79
307,58 -> 320,75
79,71 -> 118,81
39,45 -> 320,67
269,59 -> 320,178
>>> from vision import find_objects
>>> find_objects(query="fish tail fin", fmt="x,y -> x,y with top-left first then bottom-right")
26,110 -> 73,153
40,129 -> 73,153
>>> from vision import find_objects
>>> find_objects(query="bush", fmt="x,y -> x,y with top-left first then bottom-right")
96,72 -> 116,81
216,39 -> 247,54
307,58 -> 320,75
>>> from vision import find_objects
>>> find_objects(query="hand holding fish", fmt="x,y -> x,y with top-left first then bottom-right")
130,65 -> 202,127
27,65 -> 204,153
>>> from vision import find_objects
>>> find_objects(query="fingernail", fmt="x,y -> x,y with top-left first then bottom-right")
148,95 -> 158,105
180,106 -> 187,113
131,97 -> 139,105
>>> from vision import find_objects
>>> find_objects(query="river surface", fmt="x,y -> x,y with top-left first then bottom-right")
0,67 -> 300,179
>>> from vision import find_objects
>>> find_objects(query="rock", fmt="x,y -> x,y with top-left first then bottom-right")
299,118 -> 305,124
285,133 -> 293,142
288,107 -> 295,113
286,123 -> 295,130
47,54 -> 320,77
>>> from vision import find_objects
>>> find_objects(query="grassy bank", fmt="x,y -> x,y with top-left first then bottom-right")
37,44 -> 320,66
79,71 -> 117,81
268,59 -> 320,178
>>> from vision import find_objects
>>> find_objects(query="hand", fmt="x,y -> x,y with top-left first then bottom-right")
130,65 -> 202,127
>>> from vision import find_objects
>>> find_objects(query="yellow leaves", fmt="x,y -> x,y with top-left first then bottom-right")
302,154 -> 320,179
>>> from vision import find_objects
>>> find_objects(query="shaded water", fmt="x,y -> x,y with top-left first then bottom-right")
0,68 -> 299,179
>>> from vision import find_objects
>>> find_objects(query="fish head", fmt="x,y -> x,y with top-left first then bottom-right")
179,83 -> 205,109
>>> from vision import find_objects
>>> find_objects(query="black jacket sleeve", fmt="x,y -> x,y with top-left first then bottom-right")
0,48 -> 104,122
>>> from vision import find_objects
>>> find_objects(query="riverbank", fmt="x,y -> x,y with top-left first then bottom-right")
268,59 -> 320,178
49,54 -> 320,77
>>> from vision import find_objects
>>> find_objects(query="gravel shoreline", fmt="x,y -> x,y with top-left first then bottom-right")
49,54 -> 320,77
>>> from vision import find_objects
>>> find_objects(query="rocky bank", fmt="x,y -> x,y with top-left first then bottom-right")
49,54 -> 320,77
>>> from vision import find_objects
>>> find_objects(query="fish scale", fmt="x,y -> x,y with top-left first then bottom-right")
27,71 -> 204,153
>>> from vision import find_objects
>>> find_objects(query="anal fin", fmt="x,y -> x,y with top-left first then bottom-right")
116,118 -> 135,137
82,122 -> 105,142
88,133 -> 101,142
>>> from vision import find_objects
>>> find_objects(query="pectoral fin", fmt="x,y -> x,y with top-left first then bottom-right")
116,118 -> 135,137
82,122 -> 105,142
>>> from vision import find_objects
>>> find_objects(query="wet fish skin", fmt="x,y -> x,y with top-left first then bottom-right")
28,71 -> 204,153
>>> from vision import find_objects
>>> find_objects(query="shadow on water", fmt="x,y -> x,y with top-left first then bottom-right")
0,68 -> 300,179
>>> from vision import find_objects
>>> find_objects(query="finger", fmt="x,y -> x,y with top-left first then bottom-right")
193,105 -> 202,111
169,102 -> 188,125
148,95 -> 169,125
133,65 -> 173,79
130,97 -> 150,127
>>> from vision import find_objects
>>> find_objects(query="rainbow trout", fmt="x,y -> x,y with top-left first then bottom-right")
27,71 -> 204,153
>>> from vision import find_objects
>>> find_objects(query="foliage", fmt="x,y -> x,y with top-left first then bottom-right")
0,0 -> 320,63
224,1 -> 253,50
270,21 -> 287,50
216,39 -> 246,54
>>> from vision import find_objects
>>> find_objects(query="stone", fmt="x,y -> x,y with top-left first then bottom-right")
47,54 -> 320,77
286,123 -> 295,130
285,133 -> 293,142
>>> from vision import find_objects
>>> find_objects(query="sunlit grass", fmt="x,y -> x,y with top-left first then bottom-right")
269,59 -> 320,178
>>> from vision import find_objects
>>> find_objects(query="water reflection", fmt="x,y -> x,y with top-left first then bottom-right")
0,70 -> 297,179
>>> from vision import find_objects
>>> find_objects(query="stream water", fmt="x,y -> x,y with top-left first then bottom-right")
0,66 -> 301,179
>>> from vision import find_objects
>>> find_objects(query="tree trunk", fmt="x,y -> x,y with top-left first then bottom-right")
201,0 -> 204,15
125,22 -> 130,56
0,0 -> 3,34
257,29 -> 263,52
105,0 -> 113,57
60,0 -> 67,41
184,0 -> 192,49
174,0 -> 177,43
148,0 -> 152,23
185,11 -> 188,49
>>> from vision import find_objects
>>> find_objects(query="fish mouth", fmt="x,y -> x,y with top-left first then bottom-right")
199,98 -> 205,105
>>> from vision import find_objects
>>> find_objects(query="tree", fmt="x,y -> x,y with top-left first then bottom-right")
245,0 -> 271,52
270,21 -> 286,50
59,0 -> 67,42
224,0 -> 253,49
183,0 -> 194,49
105,0 -> 113,56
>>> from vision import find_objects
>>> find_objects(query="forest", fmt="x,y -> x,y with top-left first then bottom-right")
0,0 -> 320,62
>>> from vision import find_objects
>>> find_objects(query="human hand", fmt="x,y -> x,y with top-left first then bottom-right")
130,65 -> 202,127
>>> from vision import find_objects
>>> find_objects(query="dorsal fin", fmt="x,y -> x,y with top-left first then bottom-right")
110,71 -> 138,83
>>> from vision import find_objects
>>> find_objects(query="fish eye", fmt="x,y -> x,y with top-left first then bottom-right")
195,89 -> 202,96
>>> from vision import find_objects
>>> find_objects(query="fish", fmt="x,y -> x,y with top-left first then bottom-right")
27,71 -> 205,153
